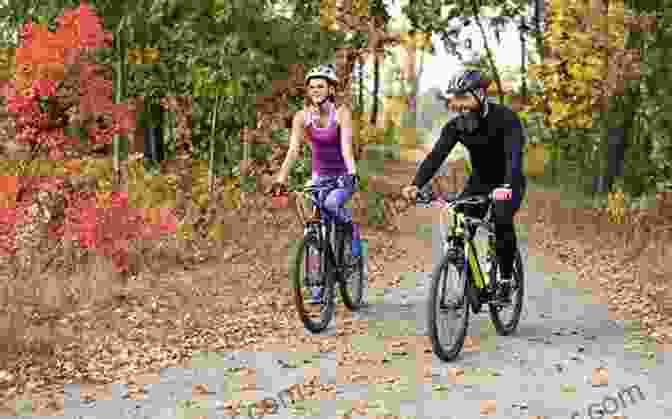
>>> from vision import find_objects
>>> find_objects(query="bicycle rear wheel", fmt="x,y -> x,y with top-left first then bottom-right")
488,249 -> 524,335
291,234 -> 336,333
427,252 -> 470,362
338,224 -> 364,311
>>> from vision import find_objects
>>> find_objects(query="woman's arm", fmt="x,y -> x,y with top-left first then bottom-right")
338,105 -> 357,175
275,110 -> 305,183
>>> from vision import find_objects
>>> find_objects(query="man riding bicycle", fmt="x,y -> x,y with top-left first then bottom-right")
271,63 -> 362,303
402,69 -> 527,303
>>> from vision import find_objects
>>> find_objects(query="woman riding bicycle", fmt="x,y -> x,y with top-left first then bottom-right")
271,63 -> 362,263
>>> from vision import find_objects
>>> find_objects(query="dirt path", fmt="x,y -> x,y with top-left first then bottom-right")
0,155 -> 670,418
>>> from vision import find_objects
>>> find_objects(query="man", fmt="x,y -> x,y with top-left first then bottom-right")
402,69 -> 527,303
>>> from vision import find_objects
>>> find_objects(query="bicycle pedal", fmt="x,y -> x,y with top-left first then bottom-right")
439,300 -> 463,310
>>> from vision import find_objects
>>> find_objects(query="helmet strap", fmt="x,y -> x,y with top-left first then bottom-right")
318,97 -> 330,110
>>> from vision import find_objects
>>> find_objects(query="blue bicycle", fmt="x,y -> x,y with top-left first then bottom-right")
274,178 -> 365,333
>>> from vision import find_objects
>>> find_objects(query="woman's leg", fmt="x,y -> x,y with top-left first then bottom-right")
323,180 -> 361,255
323,187 -> 354,224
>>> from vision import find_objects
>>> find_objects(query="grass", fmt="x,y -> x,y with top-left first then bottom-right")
366,319 -> 418,338
0,249 -> 134,356
14,400 -> 33,416
477,318 -> 498,352
397,273 -> 418,289
523,255 -> 596,304
189,351 -> 233,369
622,319 -> 658,369
528,174 -> 659,213
176,400 -> 210,419
560,383 -> 577,401
460,367 -> 501,385
367,287 -> 387,304
516,221 -> 529,241
415,224 -> 433,243
544,272 -> 595,304
527,179 -> 606,211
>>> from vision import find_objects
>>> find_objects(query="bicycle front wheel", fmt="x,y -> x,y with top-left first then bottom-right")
338,225 -> 364,311
291,234 -> 336,333
427,252 -> 470,362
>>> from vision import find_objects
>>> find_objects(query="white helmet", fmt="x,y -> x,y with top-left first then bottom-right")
305,64 -> 339,85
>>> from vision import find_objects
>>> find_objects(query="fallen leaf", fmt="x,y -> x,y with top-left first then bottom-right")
193,383 -> 211,395
0,370 -> 14,382
447,367 -> 465,384
591,367 -> 608,386
480,399 -> 496,416
463,336 -> 480,352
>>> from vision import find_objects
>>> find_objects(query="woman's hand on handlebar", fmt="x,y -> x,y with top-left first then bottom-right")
268,181 -> 288,196
402,185 -> 419,201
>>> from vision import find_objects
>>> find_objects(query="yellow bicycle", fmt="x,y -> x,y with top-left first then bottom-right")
415,189 -> 524,361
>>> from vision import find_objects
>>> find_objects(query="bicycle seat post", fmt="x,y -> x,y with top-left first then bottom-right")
308,193 -> 321,223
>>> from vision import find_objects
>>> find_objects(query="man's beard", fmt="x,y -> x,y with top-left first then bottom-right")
455,111 -> 482,134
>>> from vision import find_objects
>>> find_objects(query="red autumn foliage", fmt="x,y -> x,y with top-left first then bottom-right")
0,2 -> 175,273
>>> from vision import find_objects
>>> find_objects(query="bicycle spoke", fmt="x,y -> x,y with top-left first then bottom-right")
428,258 -> 469,362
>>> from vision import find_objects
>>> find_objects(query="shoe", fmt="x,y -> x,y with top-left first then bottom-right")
496,277 -> 513,304
346,253 -> 362,268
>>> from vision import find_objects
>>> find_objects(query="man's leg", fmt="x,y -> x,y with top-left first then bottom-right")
457,177 -> 488,235
492,185 -> 525,301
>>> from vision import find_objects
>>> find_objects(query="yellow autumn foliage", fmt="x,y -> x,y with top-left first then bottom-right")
351,0 -> 369,17
529,0 -> 627,129
606,188 -> 626,224
320,0 -> 338,30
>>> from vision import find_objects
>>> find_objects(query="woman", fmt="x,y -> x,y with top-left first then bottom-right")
272,63 -> 362,263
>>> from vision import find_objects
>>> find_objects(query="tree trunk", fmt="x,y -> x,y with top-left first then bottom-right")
113,28 -> 127,189
472,0 -> 505,104
208,94 -> 220,196
358,57 -> 364,112
371,50 -> 380,125
532,0 -> 544,58
143,98 -> 165,165
519,16 -> 527,103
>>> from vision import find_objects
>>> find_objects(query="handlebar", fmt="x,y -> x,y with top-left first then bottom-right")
270,179 -> 339,197
414,189 -> 491,209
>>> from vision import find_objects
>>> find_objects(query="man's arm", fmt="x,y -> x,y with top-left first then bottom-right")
412,123 -> 459,189
502,112 -> 526,188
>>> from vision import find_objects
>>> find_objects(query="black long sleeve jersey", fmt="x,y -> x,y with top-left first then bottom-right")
412,102 -> 527,192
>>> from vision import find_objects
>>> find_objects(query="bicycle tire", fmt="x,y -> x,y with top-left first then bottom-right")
427,252 -> 470,362
338,225 -> 364,311
488,249 -> 524,336
291,234 -> 336,333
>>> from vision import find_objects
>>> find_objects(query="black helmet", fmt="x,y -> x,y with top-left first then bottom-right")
443,69 -> 490,99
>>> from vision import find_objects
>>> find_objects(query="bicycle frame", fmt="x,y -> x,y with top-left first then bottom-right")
433,196 -> 496,291
295,181 -> 347,280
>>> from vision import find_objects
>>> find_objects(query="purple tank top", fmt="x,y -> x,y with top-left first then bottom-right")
305,102 -> 348,177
